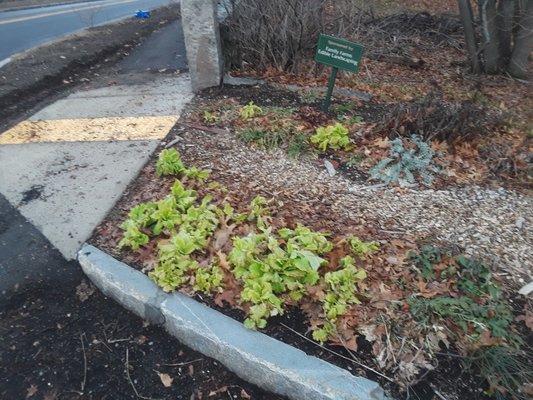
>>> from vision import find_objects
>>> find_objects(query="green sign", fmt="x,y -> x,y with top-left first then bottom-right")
315,34 -> 365,111
315,34 -> 364,73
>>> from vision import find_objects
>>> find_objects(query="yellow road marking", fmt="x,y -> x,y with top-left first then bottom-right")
0,116 -> 178,144
0,0 -> 136,25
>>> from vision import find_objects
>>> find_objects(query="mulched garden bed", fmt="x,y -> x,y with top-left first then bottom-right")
90,82 -> 532,400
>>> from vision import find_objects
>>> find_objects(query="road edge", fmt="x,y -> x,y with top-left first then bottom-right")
0,4 -> 181,127
78,243 -> 390,400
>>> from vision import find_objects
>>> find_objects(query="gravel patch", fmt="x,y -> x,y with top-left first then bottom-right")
174,125 -> 532,285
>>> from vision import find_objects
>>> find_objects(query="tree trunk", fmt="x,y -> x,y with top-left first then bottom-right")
479,0 -> 503,73
509,0 -> 533,78
457,0 -> 482,72
498,0 -> 515,66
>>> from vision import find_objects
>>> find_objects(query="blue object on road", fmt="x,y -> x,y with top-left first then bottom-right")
135,10 -> 151,19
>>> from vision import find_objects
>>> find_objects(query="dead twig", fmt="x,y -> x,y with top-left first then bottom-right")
80,333 -> 88,394
107,337 -> 131,344
178,122 -> 228,136
279,322 -> 393,382
431,387 -> 449,400
125,348 -> 161,400
160,358 -> 203,367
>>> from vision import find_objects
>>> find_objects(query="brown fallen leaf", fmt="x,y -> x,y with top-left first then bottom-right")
373,137 -> 390,149
208,385 -> 228,396
26,384 -> 38,398
240,389 -> 252,399
43,390 -> 58,400
523,383 -> 533,396
75,280 -> 96,302
516,306 -> 533,331
214,288 -> 238,307
134,335 -> 147,345
212,224 -> 235,251
154,370 -> 173,387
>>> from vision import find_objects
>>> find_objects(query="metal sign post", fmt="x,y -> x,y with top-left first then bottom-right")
315,34 -> 364,112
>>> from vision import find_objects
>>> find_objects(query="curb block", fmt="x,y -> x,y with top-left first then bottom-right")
78,244 -> 165,324
78,244 -> 390,400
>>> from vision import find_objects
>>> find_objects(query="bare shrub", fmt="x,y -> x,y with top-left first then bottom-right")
378,92 -> 503,143
221,0 -> 326,72
221,0 -> 463,73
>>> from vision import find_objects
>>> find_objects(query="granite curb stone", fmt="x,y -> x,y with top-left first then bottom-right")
78,243 -> 390,400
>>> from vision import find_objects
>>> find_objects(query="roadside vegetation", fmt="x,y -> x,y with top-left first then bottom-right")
113,144 -> 532,399
99,0 -> 532,399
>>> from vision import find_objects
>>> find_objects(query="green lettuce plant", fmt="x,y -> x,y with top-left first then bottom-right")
156,148 -> 210,180
349,237 -> 380,258
156,148 -> 186,176
229,225 -> 332,329
118,220 -> 150,250
312,256 -> 367,343
193,263 -> 224,295
149,254 -> 198,292
310,122 -> 352,151
203,110 -> 220,123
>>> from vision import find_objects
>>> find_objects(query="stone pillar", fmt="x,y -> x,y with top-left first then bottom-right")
181,0 -> 224,92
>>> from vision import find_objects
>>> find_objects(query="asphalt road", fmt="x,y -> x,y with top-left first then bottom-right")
0,0 -> 178,62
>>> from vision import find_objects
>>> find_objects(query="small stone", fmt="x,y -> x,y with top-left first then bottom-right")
518,281 -> 533,296
323,160 -> 336,177
515,217 -> 525,229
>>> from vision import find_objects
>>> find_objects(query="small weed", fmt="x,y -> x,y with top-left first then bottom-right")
238,128 -> 287,150
203,110 -> 220,123
471,91 -> 491,107
288,133 -> 313,159
456,256 -> 500,298
408,245 -> 445,281
263,106 -> 295,117
239,129 -> 265,144
331,103 -> 356,114
408,295 -> 514,340
300,89 -> 322,103
240,101 -> 263,121
408,249 -> 518,344
345,152 -> 366,167
464,346 -> 533,400
349,115 -> 364,124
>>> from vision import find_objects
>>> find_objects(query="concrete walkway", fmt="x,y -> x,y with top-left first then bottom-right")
0,21 -> 192,260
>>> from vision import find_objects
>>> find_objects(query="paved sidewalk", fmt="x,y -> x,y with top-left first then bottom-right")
0,20 -> 192,259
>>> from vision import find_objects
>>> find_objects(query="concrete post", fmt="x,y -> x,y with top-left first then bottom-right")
181,0 -> 224,92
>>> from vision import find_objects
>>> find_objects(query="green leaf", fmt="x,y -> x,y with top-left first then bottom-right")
244,318 -> 256,329
156,148 -> 186,176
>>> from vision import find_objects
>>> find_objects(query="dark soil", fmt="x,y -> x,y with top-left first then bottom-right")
0,3 -> 182,131
0,277 -> 285,400
0,193 -> 284,400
